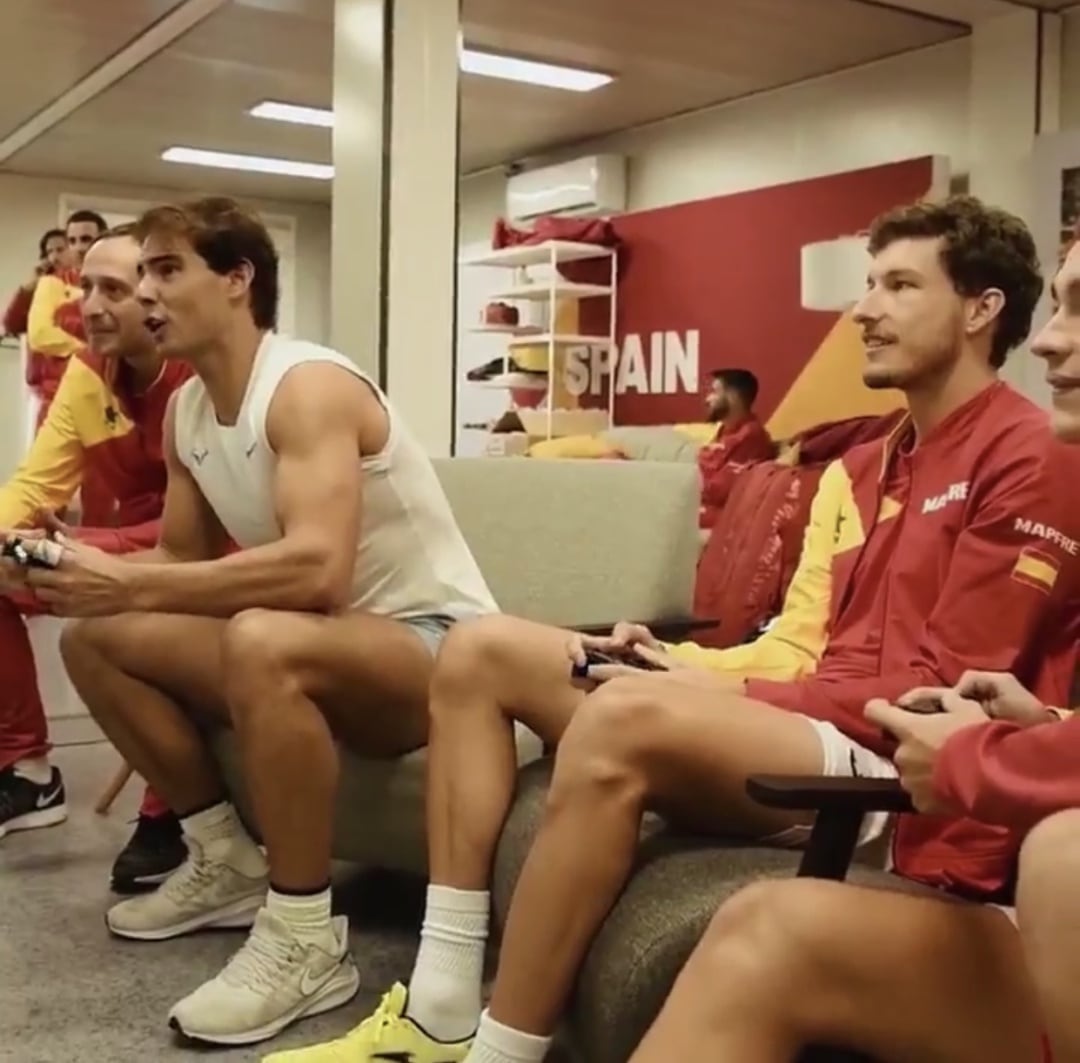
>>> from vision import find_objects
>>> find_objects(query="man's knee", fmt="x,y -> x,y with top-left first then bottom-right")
59,615 -> 126,667
1021,810 -> 1080,882
430,614 -> 525,701
1019,811 -> 1080,930
222,609 -> 305,708
546,678 -> 665,804
698,879 -> 835,992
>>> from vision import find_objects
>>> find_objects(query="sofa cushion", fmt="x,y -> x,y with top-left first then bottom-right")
433,458 -> 700,628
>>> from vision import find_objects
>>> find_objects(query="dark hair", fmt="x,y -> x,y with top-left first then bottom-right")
38,228 -> 65,258
867,194 -> 1041,369
65,209 -> 108,233
712,367 -> 759,408
133,196 -> 279,329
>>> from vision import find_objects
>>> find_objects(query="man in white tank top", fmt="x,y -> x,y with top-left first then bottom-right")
30,197 -> 497,1048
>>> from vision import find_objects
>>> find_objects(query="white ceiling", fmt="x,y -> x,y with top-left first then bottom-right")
0,0 -> 1075,204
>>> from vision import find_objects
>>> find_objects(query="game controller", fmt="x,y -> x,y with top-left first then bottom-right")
571,647 -> 668,679
1,536 -> 61,569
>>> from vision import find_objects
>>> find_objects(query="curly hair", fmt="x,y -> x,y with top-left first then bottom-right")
867,195 -> 1042,369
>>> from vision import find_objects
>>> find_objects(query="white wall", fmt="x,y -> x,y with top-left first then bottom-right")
460,39 -> 972,239
0,173 -> 330,479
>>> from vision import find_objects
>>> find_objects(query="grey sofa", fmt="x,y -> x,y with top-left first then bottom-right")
213,456 -> 702,874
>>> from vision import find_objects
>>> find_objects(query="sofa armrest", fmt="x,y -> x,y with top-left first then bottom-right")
747,775 -> 913,882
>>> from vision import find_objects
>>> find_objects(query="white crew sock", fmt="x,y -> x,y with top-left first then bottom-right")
266,885 -> 334,943
12,757 -> 51,786
180,801 -> 266,877
466,1011 -> 551,1063
406,885 -> 491,1042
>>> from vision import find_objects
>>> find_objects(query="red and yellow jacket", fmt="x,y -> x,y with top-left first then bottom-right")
0,349 -> 192,550
668,464 -> 837,680
25,268 -> 83,394
743,382 -> 1080,896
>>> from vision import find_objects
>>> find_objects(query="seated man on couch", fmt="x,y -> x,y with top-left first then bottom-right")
269,196 -> 1080,1063
16,197 -> 497,1048
0,224 -> 191,891
622,233 -> 1080,1063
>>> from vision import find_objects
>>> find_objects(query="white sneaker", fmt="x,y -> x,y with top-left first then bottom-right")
106,837 -> 268,941
168,908 -> 360,1045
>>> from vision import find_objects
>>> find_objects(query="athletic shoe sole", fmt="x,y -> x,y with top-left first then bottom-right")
106,891 -> 265,941
169,958 -> 360,1046
0,804 -> 68,839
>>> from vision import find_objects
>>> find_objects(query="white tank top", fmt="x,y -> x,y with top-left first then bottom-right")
172,333 -> 497,620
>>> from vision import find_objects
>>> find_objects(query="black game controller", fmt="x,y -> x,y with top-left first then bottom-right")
1,536 -> 60,569
571,647 -> 668,679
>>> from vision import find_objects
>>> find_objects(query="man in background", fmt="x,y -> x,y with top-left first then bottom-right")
699,367 -> 775,525
3,228 -> 68,339
27,210 -> 113,524
0,225 -> 191,893
26,210 -> 107,430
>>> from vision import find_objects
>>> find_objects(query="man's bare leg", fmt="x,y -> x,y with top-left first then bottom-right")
221,606 -> 436,892
631,878 -> 1044,1063
426,615 -> 590,888
468,674 -> 823,1060
60,613 -> 232,813
391,615 -> 589,1041
1018,809 -> 1080,1063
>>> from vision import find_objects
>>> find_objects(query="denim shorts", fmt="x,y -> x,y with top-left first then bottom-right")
402,613 -> 459,656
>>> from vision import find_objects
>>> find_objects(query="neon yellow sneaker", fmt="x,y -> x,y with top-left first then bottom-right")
261,982 -> 473,1062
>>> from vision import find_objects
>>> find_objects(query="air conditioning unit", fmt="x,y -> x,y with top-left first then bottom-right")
506,154 -> 627,221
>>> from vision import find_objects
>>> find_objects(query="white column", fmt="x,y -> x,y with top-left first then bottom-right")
384,0 -> 461,456
331,0 -> 389,379
967,8 -> 1062,403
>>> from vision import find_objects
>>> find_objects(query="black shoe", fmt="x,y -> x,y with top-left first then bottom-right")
111,811 -> 187,894
0,765 -> 67,839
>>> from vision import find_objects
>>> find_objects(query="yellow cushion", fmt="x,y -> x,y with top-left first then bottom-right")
672,422 -> 717,444
528,434 -> 619,459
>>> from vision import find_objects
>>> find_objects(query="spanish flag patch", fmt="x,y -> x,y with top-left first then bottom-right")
1012,547 -> 1060,594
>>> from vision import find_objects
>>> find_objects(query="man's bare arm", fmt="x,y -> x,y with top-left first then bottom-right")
124,363 -> 369,616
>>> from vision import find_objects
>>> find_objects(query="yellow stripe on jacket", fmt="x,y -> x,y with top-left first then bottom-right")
665,460 -> 848,681
27,274 -> 82,359
0,358 -> 96,527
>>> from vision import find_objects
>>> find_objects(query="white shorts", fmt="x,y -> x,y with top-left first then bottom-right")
765,716 -> 900,849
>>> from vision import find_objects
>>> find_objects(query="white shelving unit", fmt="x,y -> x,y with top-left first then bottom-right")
459,239 -> 618,448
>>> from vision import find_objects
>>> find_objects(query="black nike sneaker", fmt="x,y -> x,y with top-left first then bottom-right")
110,811 -> 187,893
0,765 -> 67,838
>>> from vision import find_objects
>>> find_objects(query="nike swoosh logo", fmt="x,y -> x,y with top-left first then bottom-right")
36,786 -> 62,808
298,965 -> 337,998
191,448 -> 209,465
372,1053 -> 460,1063
244,441 -> 257,458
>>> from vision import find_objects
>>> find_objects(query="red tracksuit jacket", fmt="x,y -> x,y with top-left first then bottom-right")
698,415 -> 776,527
933,716 -> 1080,833
747,381 -> 1080,895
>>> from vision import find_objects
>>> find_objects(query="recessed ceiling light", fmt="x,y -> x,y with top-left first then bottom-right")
161,146 -> 333,180
249,101 -> 334,128
247,51 -> 613,131
459,49 -> 613,92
